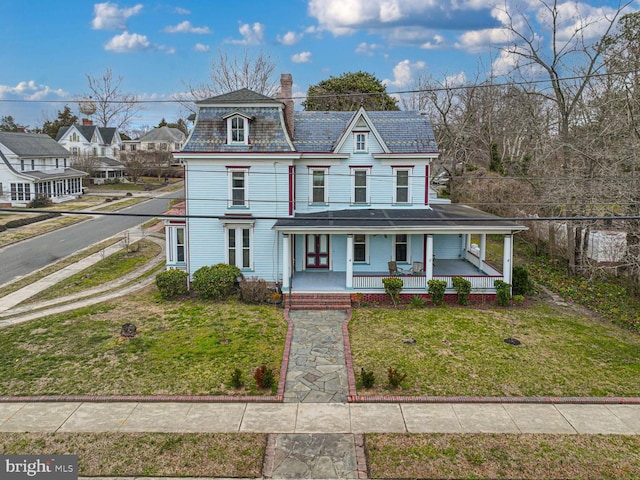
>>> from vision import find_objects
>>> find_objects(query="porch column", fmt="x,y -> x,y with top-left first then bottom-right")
503,234 -> 513,285
479,234 -> 487,272
282,234 -> 291,290
425,234 -> 434,287
346,234 -> 353,289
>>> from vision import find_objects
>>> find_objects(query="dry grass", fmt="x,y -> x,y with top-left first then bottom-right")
366,433 -> 640,479
350,299 -> 640,397
0,289 -> 287,396
0,432 -> 265,477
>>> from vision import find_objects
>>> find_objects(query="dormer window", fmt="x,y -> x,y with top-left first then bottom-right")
225,114 -> 251,145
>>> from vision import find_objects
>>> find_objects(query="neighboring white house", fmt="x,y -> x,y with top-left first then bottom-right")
168,74 -> 527,298
0,132 -> 87,206
56,120 -> 125,184
121,126 -> 186,153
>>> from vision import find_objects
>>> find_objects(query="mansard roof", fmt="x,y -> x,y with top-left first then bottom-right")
0,132 -> 71,157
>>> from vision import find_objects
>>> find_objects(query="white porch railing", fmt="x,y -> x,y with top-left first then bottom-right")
352,274 -> 503,292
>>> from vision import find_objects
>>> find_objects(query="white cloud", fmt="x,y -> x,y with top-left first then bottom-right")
455,27 -> 513,52
420,34 -> 444,49
91,2 -> 143,30
277,31 -> 303,45
194,43 -> 210,52
227,22 -> 265,45
0,80 -> 67,101
384,59 -> 426,87
175,7 -> 190,15
164,20 -> 211,34
292,51 -> 312,63
104,31 -> 152,52
355,42 -> 382,56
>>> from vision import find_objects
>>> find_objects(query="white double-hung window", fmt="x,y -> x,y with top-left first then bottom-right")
228,168 -> 249,208
309,168 -> 329,205
351,167 -> 370,205
354,132 -> 368,152
393,167 -> 412,204
226,224 -> 253,270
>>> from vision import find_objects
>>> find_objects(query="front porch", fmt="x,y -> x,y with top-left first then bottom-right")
289,258 -> 503,293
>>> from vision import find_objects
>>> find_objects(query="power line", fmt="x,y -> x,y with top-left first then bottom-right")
2,68 -> 639,106
1,207 -> 638,222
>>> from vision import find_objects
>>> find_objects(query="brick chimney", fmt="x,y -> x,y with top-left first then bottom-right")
82,118 -> 93,126
277,74 -> 294,139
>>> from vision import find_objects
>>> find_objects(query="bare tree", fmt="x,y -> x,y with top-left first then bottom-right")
176,49 -> 279,113
500,0 -> 633,274
83,68 -> 142,131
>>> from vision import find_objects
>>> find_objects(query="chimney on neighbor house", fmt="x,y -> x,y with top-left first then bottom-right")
277,73 -> 294,139
82,118 -> 93,126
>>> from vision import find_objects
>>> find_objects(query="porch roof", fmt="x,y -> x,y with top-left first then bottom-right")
273,205 -> 527,234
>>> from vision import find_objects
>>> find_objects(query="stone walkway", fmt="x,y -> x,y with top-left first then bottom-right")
284,310 -> 350,403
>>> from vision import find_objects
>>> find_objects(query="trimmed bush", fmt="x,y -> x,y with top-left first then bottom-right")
229,368 -> 244,389
494,280 -> 512,306
155,269 -> 189,299
387,367 -> 407,388
512,265 -> 534,296
452,276 -> 472,305
382,277 -> 403,307
27,195 -> 53,208
360,368 -> 376,389
5,213 -> 60,229
238,278 -> 269,304
192,263 -> 242,300
427,279 -> 447,306
254,365 -> 275,389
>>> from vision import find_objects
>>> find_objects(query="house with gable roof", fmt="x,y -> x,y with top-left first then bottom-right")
170,74 -> 526,301
56,120 -> 125,184
0,132 -> 87,206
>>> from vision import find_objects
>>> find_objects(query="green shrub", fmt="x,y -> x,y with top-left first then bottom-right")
387,367 -> 407,388
427,279 -> 447,306
513,294 -> 525,306
360,368 -> 376,389
410,295 -> 427,308
155,269 -> 189,299
382,277 -> 403,307
27,195 -> 53,208
494,280 -> 512,307
192,263 -> 241,300
238,278 -> 269,304
254,364 -> 275,389
512,265 -> 534,296
229,368 -> 244,389
452,276 -> 472,305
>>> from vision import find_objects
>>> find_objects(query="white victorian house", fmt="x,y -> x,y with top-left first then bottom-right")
167,74 -> 526,302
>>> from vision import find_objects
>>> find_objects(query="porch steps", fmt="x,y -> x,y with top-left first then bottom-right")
284,293 -> 352,310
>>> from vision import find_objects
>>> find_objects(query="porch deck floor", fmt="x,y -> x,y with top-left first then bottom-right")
290,259 -> 497,292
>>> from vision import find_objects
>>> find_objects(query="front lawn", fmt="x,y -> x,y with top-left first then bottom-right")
0,290 -> 287,396
0,432 -> 265,478
366,433 -> 640,479
349,301 -> 640,397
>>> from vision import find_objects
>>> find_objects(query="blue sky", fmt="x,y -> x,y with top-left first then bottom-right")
1,0 -> 637,133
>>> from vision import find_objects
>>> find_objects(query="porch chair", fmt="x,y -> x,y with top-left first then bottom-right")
388,261 -> 399,275
412,261 -> 424,275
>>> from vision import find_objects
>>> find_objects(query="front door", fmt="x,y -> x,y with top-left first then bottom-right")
306,234 -> 329,269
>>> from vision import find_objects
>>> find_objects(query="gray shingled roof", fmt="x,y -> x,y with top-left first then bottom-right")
56,125 -> 117,144
274,205 -> 526,231
0,132 -> 70,157
292,110 -> 438,153
197,88 -> 282,105
138,126 -> 186,143
24,168 -> 88,180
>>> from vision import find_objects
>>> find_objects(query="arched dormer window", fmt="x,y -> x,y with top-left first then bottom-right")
224,113 -> 251,145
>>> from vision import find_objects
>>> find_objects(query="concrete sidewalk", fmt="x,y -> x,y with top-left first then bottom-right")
1,401 -> 639,435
